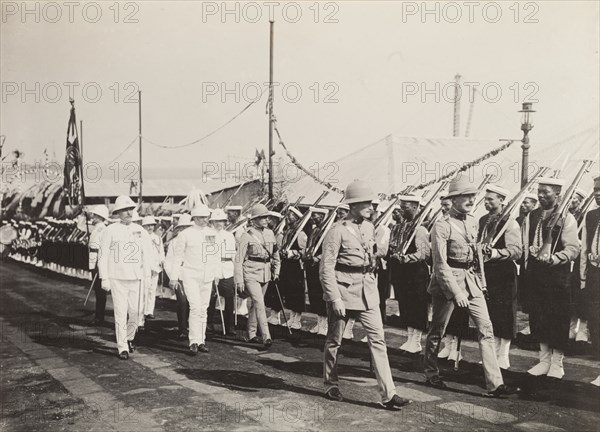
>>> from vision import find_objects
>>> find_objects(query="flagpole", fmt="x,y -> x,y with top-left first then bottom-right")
138,90 -> 143,205
268,20 -> 274,201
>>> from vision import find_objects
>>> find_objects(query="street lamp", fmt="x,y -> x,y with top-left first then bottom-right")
519,102 -> 535,187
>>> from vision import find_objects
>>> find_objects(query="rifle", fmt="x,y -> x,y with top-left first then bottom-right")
576,190 -> 596,235
275,195 -> 304,236
471,175 -> 494,213
399,181 -> 449,256
222,181 -> 246,208
281,191 -> 329,255
479,166 -> 550,247
305,197 -> 347,258
536,160 -> 594,261
374,186 -> 415,230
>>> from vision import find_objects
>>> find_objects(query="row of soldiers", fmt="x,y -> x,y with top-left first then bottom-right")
4,172 -> 599,405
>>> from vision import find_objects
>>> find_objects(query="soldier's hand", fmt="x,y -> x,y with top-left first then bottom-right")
272,276 -> 279,283
454,293 -> 469,308
236,282 -> 245,295
331,299 -> 346,317
101,279 -> 111,292
169,280 -> 181,290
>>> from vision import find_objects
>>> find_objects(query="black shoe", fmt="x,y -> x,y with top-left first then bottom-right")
119,351 -> 129,360
189,343 -> 198,356
146,314 -> 155,320
127,341 -> 136,354
325,387 -> 343,402
198,344 -> 209,353
380,394 -> 413,410
425,376 -> 448,390
247,336 -> 261,344
485,384 -> 520,398
264,338 -> 273,348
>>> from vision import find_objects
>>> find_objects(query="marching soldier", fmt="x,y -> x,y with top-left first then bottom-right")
478,185 -> 522,369
390,195 -> 431,354
580,176 -> 600,386
568,188 -> 589,344
517,193 -> 538,226
522,177 -> 580,379
98,195 -> 154,360
320,180 -> 412,409
170,205 -> 219,355
234,204 -> 281,348
424,176 -> 517,397
87,205 -> 109,326
335,204 -> 349,221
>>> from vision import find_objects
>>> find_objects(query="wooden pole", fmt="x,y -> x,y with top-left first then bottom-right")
268,21 -> 274,200
138,90 -> 143,204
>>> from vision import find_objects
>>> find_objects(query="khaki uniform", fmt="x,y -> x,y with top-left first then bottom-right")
234,226 -> 281,340
320,218 -> 397,403
424,208 -> 504,391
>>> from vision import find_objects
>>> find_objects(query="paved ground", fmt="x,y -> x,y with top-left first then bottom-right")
1,261 -> 599,432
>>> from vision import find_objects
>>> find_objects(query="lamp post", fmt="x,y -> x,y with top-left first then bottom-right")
519,102 -> 535,188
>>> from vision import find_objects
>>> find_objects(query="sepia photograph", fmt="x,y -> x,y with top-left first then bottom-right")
1,1 -> 599,431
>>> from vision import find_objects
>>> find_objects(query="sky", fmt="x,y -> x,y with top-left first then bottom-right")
1,1 -> 598,180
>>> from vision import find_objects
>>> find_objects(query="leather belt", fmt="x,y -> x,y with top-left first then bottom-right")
248,256 -> 270,263
335,263 -> 373,274
447,259 -> 475,269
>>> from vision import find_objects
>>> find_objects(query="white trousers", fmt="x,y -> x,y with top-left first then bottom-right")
144,273 -> 159,315
182,273 -> 213,346
110,279 -> 143,354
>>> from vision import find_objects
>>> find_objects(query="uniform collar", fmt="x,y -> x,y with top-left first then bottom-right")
449,207 -> 468,221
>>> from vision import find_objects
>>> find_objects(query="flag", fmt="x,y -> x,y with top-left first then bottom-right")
63,100 -> 84,206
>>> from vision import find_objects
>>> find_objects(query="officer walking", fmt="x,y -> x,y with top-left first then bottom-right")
423,177 -> 518,397
320,180 -> 412,409
98,196 -> 153,360
234,204 -> 280,348
87,205 -> 109,326
170,205 -> 219,355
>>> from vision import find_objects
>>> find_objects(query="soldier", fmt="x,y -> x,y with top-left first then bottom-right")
478,185 -> 522,369
522,177 -> 579,379
234,204 -> 281,348
141,216 -> 165,321
98,196 -> 154,360
568,188 -> 589,345
170,205 -> 219,355
87,205 -> 109,326
390,195 -> 431,354
336,204 -> 349,221
277,206 -> 307,330
517,193 -> 538,226
320,180 -> 412,409
580,176 -> 600,386
207,209 -> 237,336
424,177 -> 517,397
164,214 -> 193,339
305,207 -> 329,335
440,197 -> 452,215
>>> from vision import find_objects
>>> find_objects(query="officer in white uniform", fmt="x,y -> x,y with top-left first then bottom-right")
170,205 -> 220,355
98,196 -> 153,360
142,216 -> 165,320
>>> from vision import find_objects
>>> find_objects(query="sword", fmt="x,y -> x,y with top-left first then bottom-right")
214,281 -> 226,336
273,281 -> 292,334
83,272 -> 98,306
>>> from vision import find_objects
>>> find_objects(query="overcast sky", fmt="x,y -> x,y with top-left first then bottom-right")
2,1 -> 598,176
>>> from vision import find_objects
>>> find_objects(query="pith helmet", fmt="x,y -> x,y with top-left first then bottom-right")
445,177 -> 479,199
248,204 -> 270,219
343,180 -> 376,204
112,196 -> 136,214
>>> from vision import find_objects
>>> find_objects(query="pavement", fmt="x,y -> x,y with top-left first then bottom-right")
1,260 -> 599,432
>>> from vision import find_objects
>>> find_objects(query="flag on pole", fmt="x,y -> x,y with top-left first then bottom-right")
255,148 -> 266,166
63,99 -> 84,206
